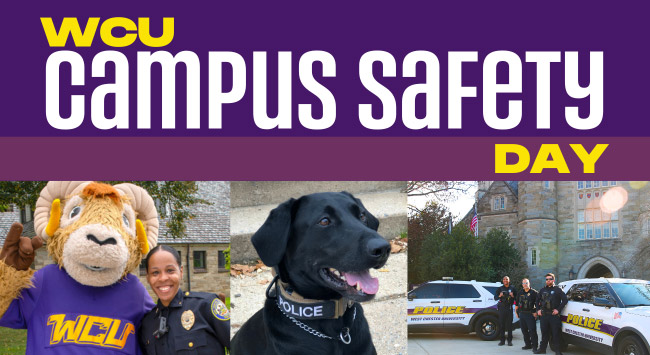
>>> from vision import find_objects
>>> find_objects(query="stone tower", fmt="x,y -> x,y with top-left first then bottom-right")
517,181 -> 558,283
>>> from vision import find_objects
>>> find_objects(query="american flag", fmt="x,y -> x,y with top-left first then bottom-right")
470,204 -> 478,236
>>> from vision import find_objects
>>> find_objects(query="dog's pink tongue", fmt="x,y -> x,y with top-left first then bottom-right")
343,270 -> 379,294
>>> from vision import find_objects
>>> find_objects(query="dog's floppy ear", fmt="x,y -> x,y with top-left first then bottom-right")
341,191 -> 380,231
251,198 -> 296,267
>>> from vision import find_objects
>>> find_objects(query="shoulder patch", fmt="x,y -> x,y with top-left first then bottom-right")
211,298 -> 230,321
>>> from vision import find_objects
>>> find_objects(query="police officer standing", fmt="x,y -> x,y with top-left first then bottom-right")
140,245 -> 230,354
516,278 -> 538,351
494,276 -> 515,346
534,273 -> 567,355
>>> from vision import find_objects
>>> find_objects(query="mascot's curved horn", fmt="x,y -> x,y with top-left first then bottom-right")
114,183 -> 159,250
33,181 -> 89,240
33,182 -> 159,251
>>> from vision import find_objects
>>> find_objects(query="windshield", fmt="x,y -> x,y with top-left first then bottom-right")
610,283 -> 650,307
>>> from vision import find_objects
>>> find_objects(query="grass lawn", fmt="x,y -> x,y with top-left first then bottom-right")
0,327 -> 26,355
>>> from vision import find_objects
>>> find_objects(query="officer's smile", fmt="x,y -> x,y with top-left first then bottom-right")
157,285 -> 173,294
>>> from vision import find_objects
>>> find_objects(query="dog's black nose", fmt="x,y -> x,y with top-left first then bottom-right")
87,234 -> 117,246
367,237 -> 390,260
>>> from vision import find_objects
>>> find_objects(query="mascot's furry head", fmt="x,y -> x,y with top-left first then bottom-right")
33,181 -> 159,287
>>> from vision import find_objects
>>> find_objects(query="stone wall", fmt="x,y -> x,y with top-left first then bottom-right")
476,181 -> 650,285
137,243 -> 230,302
557,182 -> 650,280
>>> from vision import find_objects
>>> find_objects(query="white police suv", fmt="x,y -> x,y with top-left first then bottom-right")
557,278 -> 650,355
407,278 -> 519,340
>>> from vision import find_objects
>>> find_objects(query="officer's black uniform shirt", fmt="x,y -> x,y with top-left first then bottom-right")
516,288 -> 538,312
494,285 -> 515,309
139,289 -> 230,355
536,285 -> 568,314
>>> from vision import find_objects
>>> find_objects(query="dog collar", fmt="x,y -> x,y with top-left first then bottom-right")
267,274 -> 353,320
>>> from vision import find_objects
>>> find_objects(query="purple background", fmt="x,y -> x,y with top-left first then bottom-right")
0,137 -> 638,180
1,1 -> 647,137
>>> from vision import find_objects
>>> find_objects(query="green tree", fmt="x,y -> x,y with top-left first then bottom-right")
408,201 -> 449,253
480,228 -> 526,283
410,224 -> 490,287
407,201 -> 451,286
0,181 -> 208,239
408,222 -> 526,289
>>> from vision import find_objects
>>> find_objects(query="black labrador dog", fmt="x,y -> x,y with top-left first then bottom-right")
231,192 -> 391,355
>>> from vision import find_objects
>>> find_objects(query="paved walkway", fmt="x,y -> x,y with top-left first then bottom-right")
409,324 -> 599,355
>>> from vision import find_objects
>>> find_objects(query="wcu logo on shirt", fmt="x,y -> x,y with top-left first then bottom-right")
46,313 -> 135,350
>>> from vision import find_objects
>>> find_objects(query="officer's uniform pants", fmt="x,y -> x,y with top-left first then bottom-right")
519,312 -> 538,348
539,313 -> 562,351
498,307 -> 513,342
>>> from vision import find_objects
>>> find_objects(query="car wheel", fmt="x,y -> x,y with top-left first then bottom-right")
617,335 -> 648,355
475,315 -> 499,341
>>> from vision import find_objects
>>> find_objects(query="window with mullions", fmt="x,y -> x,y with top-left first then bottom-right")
577,189 -> 619,240
193,251 -> 206,272
577,181 -> 616,190
218,250 -> 227,271
493,196 -> 505,211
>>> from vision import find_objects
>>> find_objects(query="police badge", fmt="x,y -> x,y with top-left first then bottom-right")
181,310 -> 195,330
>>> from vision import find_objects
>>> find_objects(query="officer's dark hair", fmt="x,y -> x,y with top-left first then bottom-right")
545,273 -> 555,280
145,245 -> 182,272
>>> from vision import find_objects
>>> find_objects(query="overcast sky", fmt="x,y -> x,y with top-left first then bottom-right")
409,181 -> 478,222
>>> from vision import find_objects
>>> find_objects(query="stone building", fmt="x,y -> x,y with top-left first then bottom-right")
463,181 -> 650,283
0,181 -> 230,301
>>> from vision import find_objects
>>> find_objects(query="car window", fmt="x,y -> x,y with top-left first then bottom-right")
610,283 -> 650,307
447,284 -> 480,298
567,283 -> 593,303
410,283 -> 446,299
482,286 -> 499,296
590,283 -> 616,304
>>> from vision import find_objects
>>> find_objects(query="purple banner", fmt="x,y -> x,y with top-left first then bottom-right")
1,1 -> 647,137
0,137 -> 643,180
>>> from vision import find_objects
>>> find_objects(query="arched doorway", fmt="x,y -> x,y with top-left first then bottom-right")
585,264 -> 613,278
577,256 -> 620,279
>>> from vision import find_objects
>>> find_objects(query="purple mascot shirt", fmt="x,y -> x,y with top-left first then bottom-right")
0,264 -> 154,354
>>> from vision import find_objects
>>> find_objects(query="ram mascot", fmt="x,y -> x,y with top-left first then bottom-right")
0,181 -> 159,354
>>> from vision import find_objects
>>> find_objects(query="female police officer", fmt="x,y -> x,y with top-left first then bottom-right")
139,245 -> 230,354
